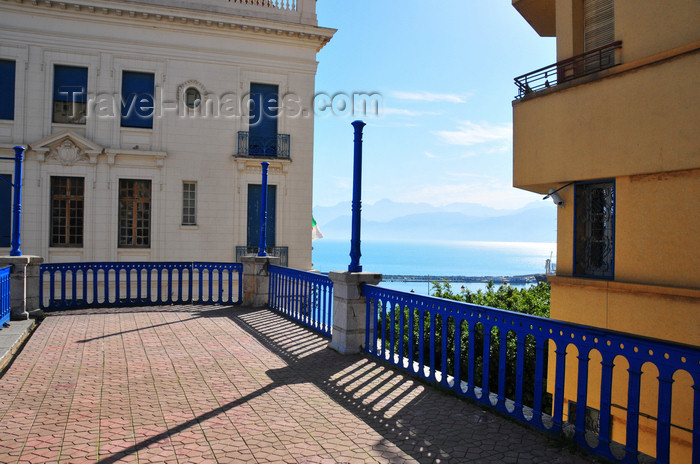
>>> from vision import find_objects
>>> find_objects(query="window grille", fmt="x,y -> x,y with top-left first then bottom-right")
574,181 -> 615,278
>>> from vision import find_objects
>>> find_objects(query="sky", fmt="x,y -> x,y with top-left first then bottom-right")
312,1 -> 556,210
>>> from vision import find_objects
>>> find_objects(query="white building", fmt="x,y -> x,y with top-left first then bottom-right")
0,0 -> 334,269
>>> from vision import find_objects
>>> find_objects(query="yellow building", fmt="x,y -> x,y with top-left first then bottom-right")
512,0 -> 699,460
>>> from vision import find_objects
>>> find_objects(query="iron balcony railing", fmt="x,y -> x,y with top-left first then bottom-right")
0,266 -> 10,328
514,41 -> 622,99
363,284 -> 698,464
39,262 -> 243,310
237,132 -> 291,158
268,265 -> 333,338
235,246 -> 289,267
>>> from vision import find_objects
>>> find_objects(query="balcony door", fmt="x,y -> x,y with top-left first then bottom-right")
249,83 -> 279,156
583,0 -> 615,71
247,184 -> 276,249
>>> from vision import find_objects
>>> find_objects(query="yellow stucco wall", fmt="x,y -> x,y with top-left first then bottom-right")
513,50 -> 700,193
552,0 -> 700,62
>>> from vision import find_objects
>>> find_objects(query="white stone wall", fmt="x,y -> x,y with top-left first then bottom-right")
0,0 -> 334,270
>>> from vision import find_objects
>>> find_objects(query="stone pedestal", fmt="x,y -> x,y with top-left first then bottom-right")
0,256 -> 44,320
327,271 -> 382,355
241,255 -> 280,308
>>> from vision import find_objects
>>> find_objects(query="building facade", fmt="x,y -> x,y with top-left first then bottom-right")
0,0 -> 334,270
512,0 -> 699,460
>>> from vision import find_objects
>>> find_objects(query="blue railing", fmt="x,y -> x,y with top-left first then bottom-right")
363,285 -> 698,464
268,265 -> 333,338
40,262 -> 242,310
0,266 -> 10,328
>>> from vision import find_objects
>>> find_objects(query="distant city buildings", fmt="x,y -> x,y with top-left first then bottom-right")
512,0 -> 699,460
0,0 -> 334,270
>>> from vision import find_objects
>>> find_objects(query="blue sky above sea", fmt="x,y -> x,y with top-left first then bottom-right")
312,1 -> 556,211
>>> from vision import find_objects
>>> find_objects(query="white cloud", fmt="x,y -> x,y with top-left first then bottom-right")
424,151 -> 438,158
435,121 -> 512,147
390,178 -> 540,210
389,90 -> 469,104
383,107 -> 441,117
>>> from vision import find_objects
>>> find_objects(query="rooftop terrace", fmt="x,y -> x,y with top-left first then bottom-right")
0,304 -> 598,463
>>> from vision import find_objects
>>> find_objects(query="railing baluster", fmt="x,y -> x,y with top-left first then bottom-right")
574,350 -> 591,446
440,313 -> 449,387
60,269 -> 66,305
468,320 -> 476,399
532,339 -> 546,426
624,362 -> 643,458
497,328 -> 508,407
598,355 -> 615,450
453,318 -> 462,392
552,345 -> 567,430
514,334 -> 525,419
482,324 -> 491,403
656,368 -> 675,464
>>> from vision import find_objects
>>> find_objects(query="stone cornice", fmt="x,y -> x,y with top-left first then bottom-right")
1,0 -> 335,51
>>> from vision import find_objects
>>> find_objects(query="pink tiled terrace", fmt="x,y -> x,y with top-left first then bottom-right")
0,305 -> 598,463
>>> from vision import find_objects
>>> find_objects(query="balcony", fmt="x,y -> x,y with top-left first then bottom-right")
236,245 -> 289,266
514,41 -> 622,99
237,131 -> 291,159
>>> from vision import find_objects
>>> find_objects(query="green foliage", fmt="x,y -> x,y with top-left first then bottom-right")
377,280 -> 552,413
430,279 -> 550,318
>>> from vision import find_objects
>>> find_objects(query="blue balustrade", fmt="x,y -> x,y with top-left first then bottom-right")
40,262 -> 242,310
268,265 -> 333,338
363,284 -> 699,464
0,266 -> 10,328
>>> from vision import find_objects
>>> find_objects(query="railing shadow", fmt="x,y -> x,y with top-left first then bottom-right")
86,305 -> 593,463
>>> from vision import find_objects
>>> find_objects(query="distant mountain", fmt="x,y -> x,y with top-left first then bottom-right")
313,199 -> 556,243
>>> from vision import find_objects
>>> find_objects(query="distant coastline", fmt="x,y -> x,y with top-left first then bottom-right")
319,273 -> 547,285
380,274 -> 547,284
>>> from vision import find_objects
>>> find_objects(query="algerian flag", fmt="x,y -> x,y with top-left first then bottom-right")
312,216 -> 324,241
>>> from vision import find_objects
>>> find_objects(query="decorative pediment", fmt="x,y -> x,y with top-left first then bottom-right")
29,130 -> 103,165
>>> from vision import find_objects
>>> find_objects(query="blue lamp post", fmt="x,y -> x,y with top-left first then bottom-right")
0,146 -> 24,256
348,121 -> 366,272
258,161 -> 270,257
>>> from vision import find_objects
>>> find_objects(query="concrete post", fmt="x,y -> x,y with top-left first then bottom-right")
241,255 -> 280,308
0,255 -> 44,320
328,271 -> 382,355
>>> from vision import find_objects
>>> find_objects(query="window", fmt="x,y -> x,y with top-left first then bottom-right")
0,174 -> 11,247
574,180 -> 615,278
184,87 -> 201,109
50,177 -> 84,247
121,71 -> 155,128
53,65 -> 87,124
182,181 -> 196,225
248,83 -> 279,156
119,179 -> 151,248
0,60 -> 16,120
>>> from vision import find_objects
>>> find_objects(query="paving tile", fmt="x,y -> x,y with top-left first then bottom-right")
0,305 -> 602,464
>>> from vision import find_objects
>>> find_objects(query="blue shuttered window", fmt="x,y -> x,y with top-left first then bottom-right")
0,174 -> 11,247
249,83 -> 279,156
53,65 -> 87,124
121,71 -> 155,128
0,60 -> 16,121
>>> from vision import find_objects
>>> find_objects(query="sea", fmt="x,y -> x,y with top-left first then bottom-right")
312,239 -> 556,296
